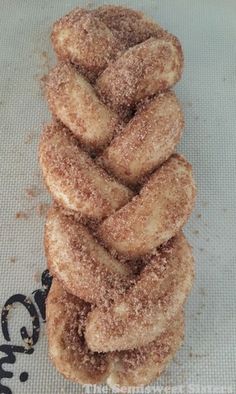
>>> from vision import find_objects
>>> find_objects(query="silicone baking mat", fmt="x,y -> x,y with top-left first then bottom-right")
0,1 -> 235,393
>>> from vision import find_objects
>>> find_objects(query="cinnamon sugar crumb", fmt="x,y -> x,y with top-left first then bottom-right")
16,211 -> 28,220
40,50 -> 51,72
40,74 -> 48,94
36,203 -> 50,217
24,132 -> 35,144
25,186 -> 40,198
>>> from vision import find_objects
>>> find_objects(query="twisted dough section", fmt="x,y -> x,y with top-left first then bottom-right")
40,119 -> 195,254
51,6 -> 164,79
39,122 -> 132,220
98,154 -> 195,257
108,312 -> 184,387
100,91 -> 184,186
45,63 -> 120,151
46,280 -> 110,385
45,206 -> 132,305
85,233 -> 194,352
47,279 -> 184,386
40,4 -> 196,388
97,34 -> 183,111
51,5 -> 183,113
51,8 -> 123,79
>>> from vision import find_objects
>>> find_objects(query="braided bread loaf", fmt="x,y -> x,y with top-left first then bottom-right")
39,5 -> 196,389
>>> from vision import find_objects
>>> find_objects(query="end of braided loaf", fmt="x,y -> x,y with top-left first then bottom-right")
39,4 -> 196,389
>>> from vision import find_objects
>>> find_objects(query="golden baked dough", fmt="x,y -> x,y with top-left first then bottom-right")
45,62 -> 120,151
45,206 -> 132,305
51,8 -> 123,78
100,91 -> 184,185
46,279 -> 111,384
47,279 -> 184,387
39,4 -> 196,389
98,154 -> 196,258
85,233 -> 194,351
39,122 -> 132,220
94,5 -> 163,48
96,33 -> 183,110
51,5 -> 164,79
108,312 -> 184,387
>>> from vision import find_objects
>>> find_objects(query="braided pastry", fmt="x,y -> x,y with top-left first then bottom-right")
39,5 -> 196,389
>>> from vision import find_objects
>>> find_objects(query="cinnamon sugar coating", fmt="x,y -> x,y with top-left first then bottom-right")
100,91 -> 184,186
47,279 -> 111,384
96,33 -> 183,111
39,122 -> 132,220
108,311 -> 184,387
39,4 -> 196,389
45,62 -> 120,151
94,5 -> 163,48
51,8 -> 123,78
51,5 -> 164,79
45,206 -> 133,305
47,279 -> 184,387
98,154 -> 196,258
85,233 -> 194,352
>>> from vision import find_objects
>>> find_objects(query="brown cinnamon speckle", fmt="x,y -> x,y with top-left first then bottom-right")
24,132 -> 35,144
36,202 -> 50,217
16,211 -> 29,220
25,186 -> 40,198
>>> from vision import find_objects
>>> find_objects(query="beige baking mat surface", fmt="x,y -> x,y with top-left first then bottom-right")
0,0 -> 235,393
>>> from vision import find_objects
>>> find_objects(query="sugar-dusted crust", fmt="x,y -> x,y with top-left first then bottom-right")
51,5 -> 164,80
46,279 -> 111,384
108,311 -> 184,387
45,206 -> 132,305
98,154 -> 196,258
96,33 -> 183,111
45,62 -> 120,151
94,5 -> 163,48
51,8 -> 123,79
100,91 -> 184,186
40,4 -> 196,389
47,279 -> 184,387
39,121 -> 133,220
85,232 -> 194,352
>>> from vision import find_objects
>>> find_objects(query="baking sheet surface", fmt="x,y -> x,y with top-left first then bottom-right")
0,1 -> 236,393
